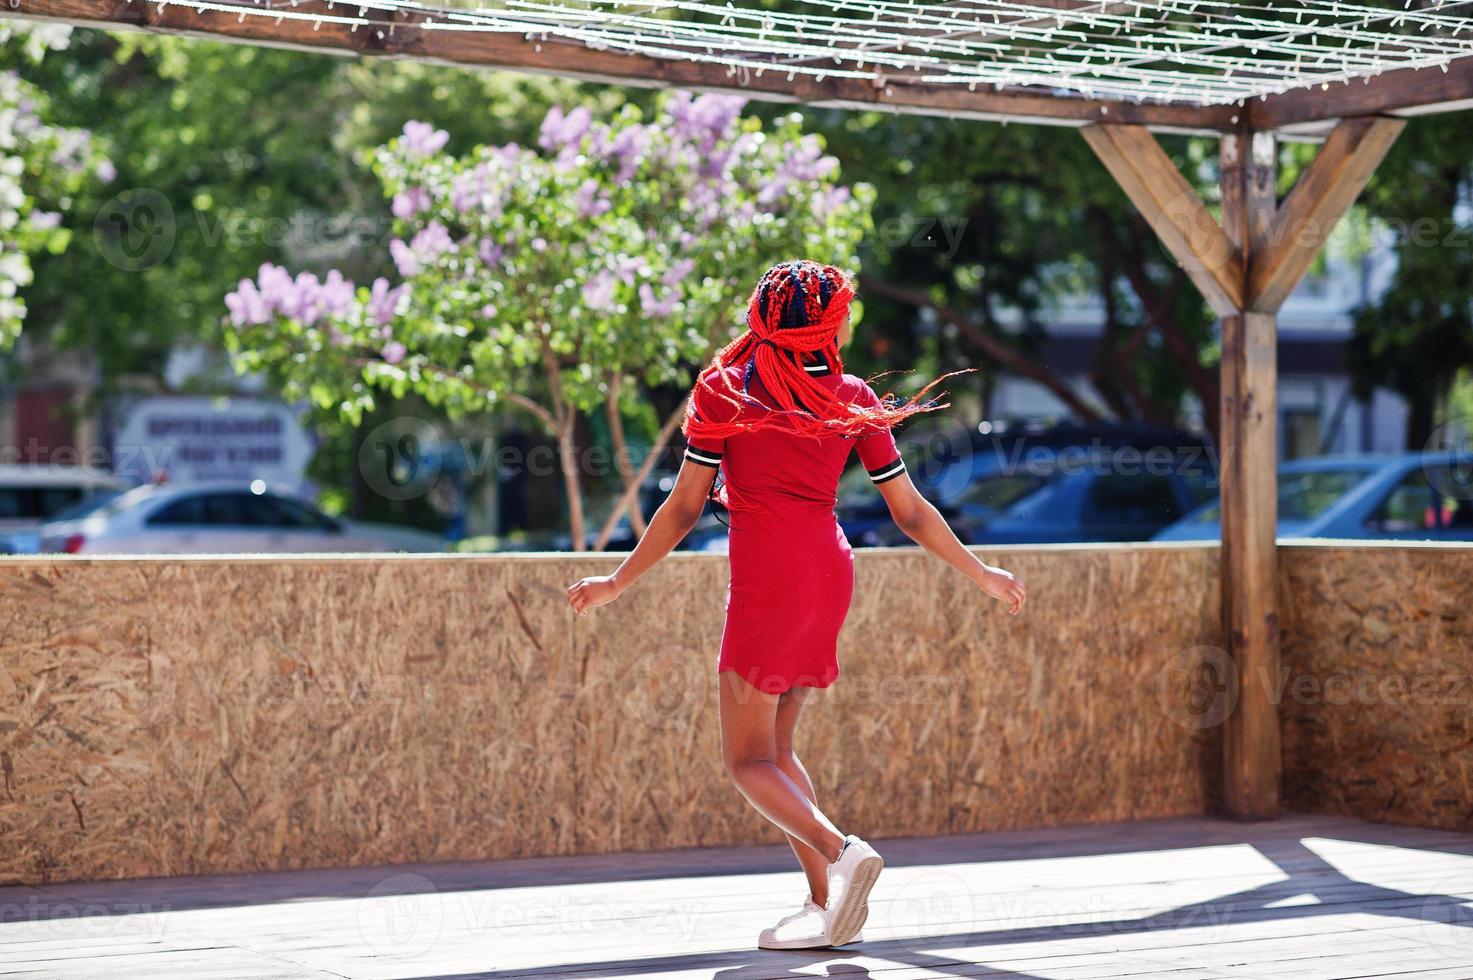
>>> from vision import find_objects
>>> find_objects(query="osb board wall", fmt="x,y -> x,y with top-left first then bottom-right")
0,545 -> 1222,885
1280,544 -> 1473,832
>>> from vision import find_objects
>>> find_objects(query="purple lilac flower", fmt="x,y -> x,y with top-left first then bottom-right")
639,282 -> 680,318
667,92 -> 746,156
391,222 -> 456,277
613,256 -> 644,287
575,179 -> 611,219
281,272 -> 323,325
606,125 -> 651,182
582,270 -> 617,313
27,211 -> 61,230
811,186 -> 852,218
319,270 -> 356,320
401,121 -> 449,158
662,258 -> 695,288
451,164 -> 499,216
390,239 -> 419,277
477,238 -> 504,268
381,341 -> 408,365
391,187 -> 430,221
539,105 -> 592,152
366,277 -> 406,327
225,278 -> 270,327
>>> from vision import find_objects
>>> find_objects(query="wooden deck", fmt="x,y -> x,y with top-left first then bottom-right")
3,814 -> 1472,979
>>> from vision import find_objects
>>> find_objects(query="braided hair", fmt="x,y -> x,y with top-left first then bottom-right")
683,259 -> 952,443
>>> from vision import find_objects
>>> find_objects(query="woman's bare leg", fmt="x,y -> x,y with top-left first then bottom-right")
775,685 -> 831,907
718,671 -> 845,863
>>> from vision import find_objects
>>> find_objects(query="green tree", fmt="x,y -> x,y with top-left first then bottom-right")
809,110 -> 1223,436
1349,114 -> 1473,447
224,94 -> 873,548
0,24 -> 109,352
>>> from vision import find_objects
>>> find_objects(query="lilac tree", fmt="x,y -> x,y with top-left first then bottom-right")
0,24 -> 111,347
227,92 -> 872,549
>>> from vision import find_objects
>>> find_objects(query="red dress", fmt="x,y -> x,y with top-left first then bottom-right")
684,359 -> 906,694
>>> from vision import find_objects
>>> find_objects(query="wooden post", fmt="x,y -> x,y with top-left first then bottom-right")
1218,128 -> 1281,820
1085,117 -> 1403,821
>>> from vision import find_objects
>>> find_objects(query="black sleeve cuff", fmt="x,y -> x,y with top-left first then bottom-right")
867,457 -> 906,484
684,447 -> 723,468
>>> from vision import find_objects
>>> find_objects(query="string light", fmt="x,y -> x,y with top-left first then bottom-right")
114,0 -> 1473,106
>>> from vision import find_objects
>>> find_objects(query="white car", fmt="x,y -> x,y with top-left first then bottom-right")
0,465 -> 128,553
39,482 -> 446,555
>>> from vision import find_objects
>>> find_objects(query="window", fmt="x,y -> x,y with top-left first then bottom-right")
147,495 -> 209,526
244,494 -> 335,530
1280,469 -> 1369,522
1086,474 -> 1182,525
36,486 -> 85,517
0,489 -> 26,519
955,473 -> 1047,512
148,494 -> 251,526
1370,467 -> 1468,533
0,485 -> 88,520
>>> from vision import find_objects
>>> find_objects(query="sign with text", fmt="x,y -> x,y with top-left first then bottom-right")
113,397 -> 313,487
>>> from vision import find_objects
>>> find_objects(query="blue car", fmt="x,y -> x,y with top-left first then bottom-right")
851,447 -> 1217,546
1153,453 -> 1473,541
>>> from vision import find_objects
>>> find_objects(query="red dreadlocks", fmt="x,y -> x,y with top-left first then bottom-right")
683,259 -> 954,443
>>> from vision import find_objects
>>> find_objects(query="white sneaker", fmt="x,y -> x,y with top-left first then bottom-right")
758,897 -> 864,950
824,835 -> 883,947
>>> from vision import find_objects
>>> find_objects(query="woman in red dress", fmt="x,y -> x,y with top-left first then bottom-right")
567,260 -> 1026,950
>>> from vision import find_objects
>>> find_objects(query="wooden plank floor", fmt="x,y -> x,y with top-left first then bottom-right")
3,814 -> 1472,979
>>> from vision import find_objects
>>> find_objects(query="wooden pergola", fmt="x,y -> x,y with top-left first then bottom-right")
12,0 -> 1473,820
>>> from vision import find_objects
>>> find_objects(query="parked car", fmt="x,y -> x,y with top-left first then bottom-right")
38,482 -> 446,554
0,465 -> 128,553
851,443 -> 1217,546
1154,453 -> 1473,542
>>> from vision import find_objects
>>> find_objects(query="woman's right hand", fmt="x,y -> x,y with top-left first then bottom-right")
978,565 -> 1027,616
567,575 -> 622,616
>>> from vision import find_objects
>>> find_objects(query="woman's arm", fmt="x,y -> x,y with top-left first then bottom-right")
876,473 -> 1027,615
566,459 -> 718,615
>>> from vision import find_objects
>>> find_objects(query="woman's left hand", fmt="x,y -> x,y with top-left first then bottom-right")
567,575 -> 622,615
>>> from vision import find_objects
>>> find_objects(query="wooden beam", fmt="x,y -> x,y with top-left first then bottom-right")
1250,55 -> 1473,131
4,0 -> 1242,134
1218,126 -> 1282,822
1081,124 -> 1244,318
1248,116 -> 1404,313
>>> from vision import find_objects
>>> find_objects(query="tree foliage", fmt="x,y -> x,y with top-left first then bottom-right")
223,94 -> 873,547
0,24 -> 109,353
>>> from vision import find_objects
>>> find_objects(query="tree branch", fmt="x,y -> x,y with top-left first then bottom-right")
860,275 -> 1104,422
